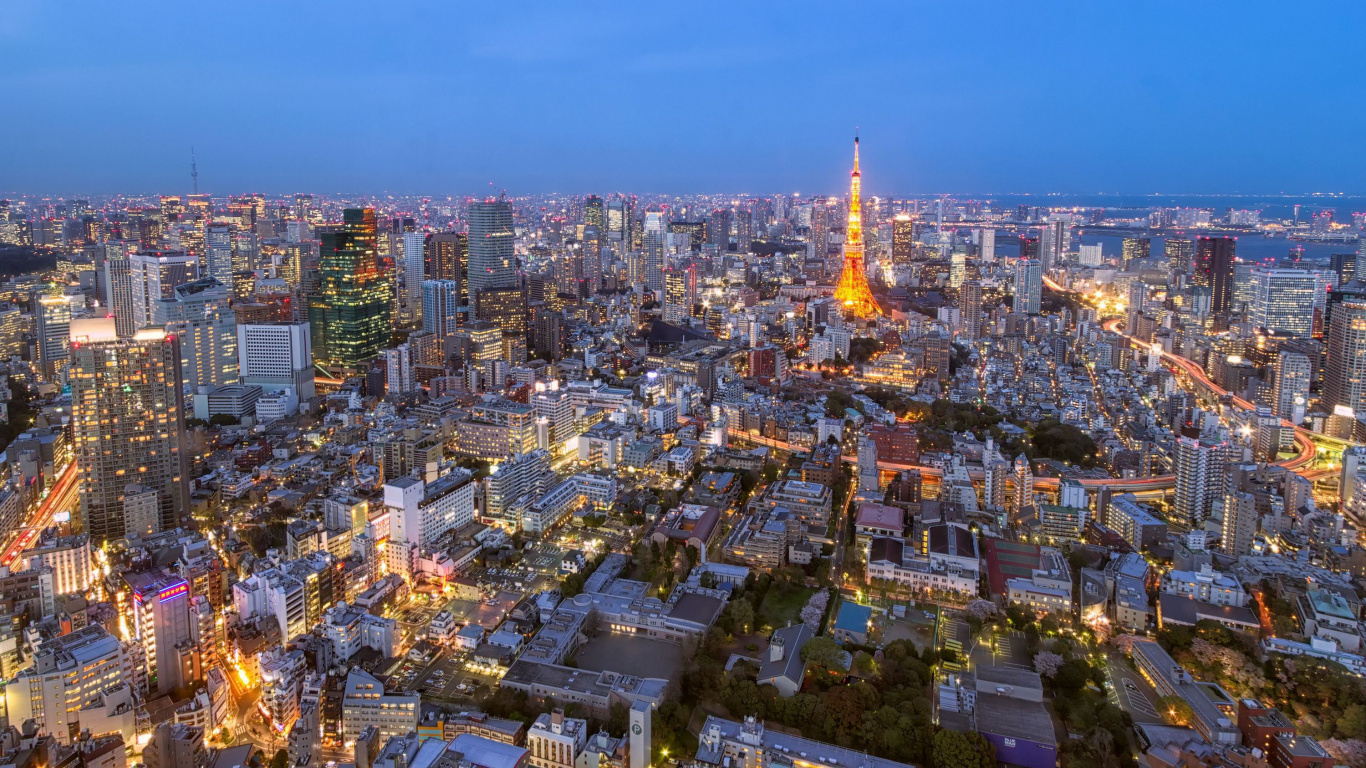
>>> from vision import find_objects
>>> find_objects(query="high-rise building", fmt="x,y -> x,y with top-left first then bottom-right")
238,322 -> 316,402
467,197 -> 516,298
104,242 -> 137,337
1078,243 -> 1104,267
70,321 -> 189,542
402,231 -> 425,322
424,232 -> 467,300
475,284 -> 528,345
130,251 -> 199,329
1250,267 -> 1318,338
960,280 -> 983,340
1013,259 -> 1042,315
308,208 -> 390,373
205,225 -> 234,291
1195,237 -> 1236,314
1331,252 -> 1358,286
892,215 -> 915,262
1165,237 -> 1194,273
1018,235 -> 1039,263
833,137 -> 881,318
583,195 -> 604,228
154,277 -> 239,390
643,211 -> 666,292
1172,436 -> 1238,529
708,207 -> 731,252
422,280 -> 461,353
1121,237 -> 1151,270
126,571 -> 195,694
1325,297 -> 1366,420
976,227 -> 996,263
662,265 -> 697,324
35,293 -> 73,381
1040,219 -> 1070,270
5,625 -> 131,745
1271,350 -> 1311,422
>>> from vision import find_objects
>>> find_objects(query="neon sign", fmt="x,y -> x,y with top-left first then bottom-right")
158,580 -> 189,602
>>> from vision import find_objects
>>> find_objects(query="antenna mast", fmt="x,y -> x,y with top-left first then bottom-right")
191,147 -> 199,194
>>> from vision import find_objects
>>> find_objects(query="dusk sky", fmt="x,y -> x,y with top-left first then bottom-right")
4,1 -> 1363,196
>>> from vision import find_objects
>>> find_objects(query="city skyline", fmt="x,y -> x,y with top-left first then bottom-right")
5,2 -> 1366,195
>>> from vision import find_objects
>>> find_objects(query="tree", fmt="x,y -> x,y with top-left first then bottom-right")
931,729 -> 996,768
800,590 -> 830,631
1053,659 -> 1092,692
800,635 -> 848,676
725,599 -> 756,635
966,600 -> 996,621
270,750 -> 289,768
1157,696 -> 1194,727
1033,651 -> 1065,678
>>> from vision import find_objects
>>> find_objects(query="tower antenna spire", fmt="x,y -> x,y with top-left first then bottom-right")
191,146 -> 199,194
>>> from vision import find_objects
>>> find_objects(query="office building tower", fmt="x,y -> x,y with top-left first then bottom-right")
238,322 -> 316,402
129,251 -> 199,329
891,215 -> 915,262
1078,243 -> 1104,267
1271,350 -> 1311,423
1121,237 -> 1151,270
583,195 -> 604,228
606,200 -> 627,241
205,225 -> 234,290
643,211 -> 666,292
1013,259 -> 1042,315
127,572 -> 195,694
1325,297 -> 1366,419
662,265 -> 697,324
1165,237 -> 1195,273
533,311 -> 563,361
70,322 -> 189,542
833,137 -> 881,318
403,231 -> 425,322
422,280 -> 461,352
708,207 -> 731,252
960,280 -> 983,340
1250,267 -> 1318,338
1195,237 -> 1236,314
35,293 -> 73,381
580,224 -> 603,293
308,208 -> 390,373
425,232 -> 467,299
977,227 -> 996,263
667,220 -> 705,253
1331,252 -> 1358,286
857,435 -> 879,492
1040,219 -> 1070,270
1018,235 -> 1039,263
0,303 -> 22,359
5,626 -> 131,745
467,197 -> 516,298
475,284 -> 528,339
154,277 -> 239,390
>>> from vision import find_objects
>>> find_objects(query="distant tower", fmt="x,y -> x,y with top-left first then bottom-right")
191,146 -> 198,194
833,135 -> 881,318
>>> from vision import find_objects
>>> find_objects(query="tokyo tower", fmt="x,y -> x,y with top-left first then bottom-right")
833,134 -> 882,318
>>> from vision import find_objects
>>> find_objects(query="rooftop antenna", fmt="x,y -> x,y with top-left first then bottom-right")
191,146 -> 199,194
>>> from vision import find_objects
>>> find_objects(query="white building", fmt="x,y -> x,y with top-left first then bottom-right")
1160,565 -> 1248,608
342,669 -> 419,743
3,626 -> 134,745
527,710 -> 587,768
237,322 -> 316,402
322,601 -> 398,660
18,533 -> 92,597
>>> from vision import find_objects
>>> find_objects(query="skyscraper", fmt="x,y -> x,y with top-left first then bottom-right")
643,211 -> 666,292
308,208 -> 390,373
1325,297 -> 1366,420
891,214 -> 915,263
154,277 -> 238,390
1018,235 -> 1039,263
1013,259 -> 1042,315
1249,267 -> 1318,338
1271,350 -> 1311,422
36,293 -> 73,381
662,265 -> 697,324
583,195 -> 604,228
833,136 -> 881,318
69,321 -> 189,542
1195,237 -> 1235,314
130,251 -> 199,329
1172,436 -> 1238,529
1165,237 -> 1194,273
1040,218 -> 1070,270
467,197 -> 516,298
424,232 -> 467,295
402,231 -> 425,322
1121,237 -> 1150,271
238,322 -> 315,401
960,280 -> 983,340
205,225 -> 234,291
1331,252 -> 1358,286
422,280 -> 461,352
976,227 -> 996,263
708,208 -> 731,252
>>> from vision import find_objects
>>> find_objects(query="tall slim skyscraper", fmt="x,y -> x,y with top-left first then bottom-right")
1165,237 -> 1194,273
422,280 -> 461,352
960,280 -> 983,340
424,232 -> 467,290
1018,235 -> 1039,263
467,197 -> 516,298
1271,350 -> 1311,422
154,277 -> 238,390
1040,219 -> 1070,270
402,231 -> 425,322
643,211 -> 666,292
308,208 -> 390,373
891,215 -> 915,263
1195,237 -> 1236,314
708,207 -> 731,252
1326,297 -> 1366,419
583,195 -> 604,228
976,227 -> 996,263
35,293 -> 73,381
1013,259 -> 1042,315
833,136 -> 880,318
205,226 -> 234,292
69,321 -> 189,542
662,265 -> 697,324
1172,436 -> 1238,529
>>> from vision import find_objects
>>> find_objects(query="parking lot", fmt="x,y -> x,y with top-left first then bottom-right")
969,629 -> 1034,671
1106,655 -> 1163,724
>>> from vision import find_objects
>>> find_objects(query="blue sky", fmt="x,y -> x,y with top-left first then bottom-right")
2,1 -> 1363,196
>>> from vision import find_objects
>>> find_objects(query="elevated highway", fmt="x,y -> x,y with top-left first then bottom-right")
0,461 -> 79,567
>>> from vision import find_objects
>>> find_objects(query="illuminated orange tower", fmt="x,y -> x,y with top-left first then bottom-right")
833,134 -> 882,318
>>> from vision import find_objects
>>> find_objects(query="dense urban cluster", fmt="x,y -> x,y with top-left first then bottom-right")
0,140 -> 1364,768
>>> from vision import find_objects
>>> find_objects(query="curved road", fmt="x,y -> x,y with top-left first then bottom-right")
0,461 -> 79,567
